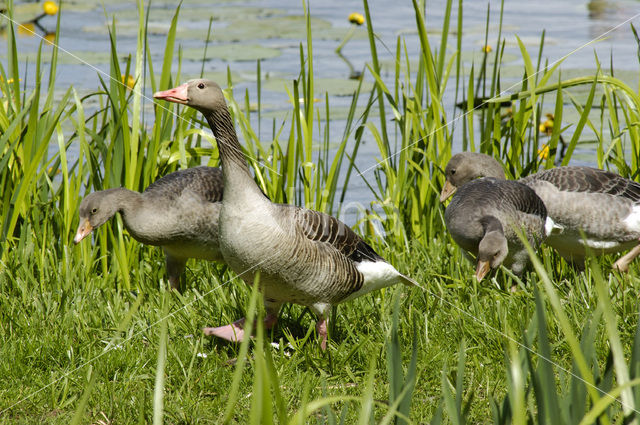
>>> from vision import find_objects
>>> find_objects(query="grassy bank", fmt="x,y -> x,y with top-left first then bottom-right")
2,0 -> 640,423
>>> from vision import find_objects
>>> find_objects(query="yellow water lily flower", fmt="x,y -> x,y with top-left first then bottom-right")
121,74 -> 136,89
44,32 -> 56,45
17,22 -> 35,36
537,144 -> 550,160
482,45 -> 492,53
539,113 -> 554,135
43,1 -> 59,16
348,12 -> 365,25
0,78 -> 21,95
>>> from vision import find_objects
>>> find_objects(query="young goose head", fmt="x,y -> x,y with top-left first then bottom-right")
153,79 -> 226,114
74,190 -> 121,244
440,152 -> 506,202
475,216 -> 509,281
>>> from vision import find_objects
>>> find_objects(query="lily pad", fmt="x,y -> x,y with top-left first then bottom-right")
185,70 -> 244,84
2,3 -> 47,23
6,50 -> 113,65
212,15 -> 333,42
262,77 -> 373,97
146,6 -> 286,23
81,13 -> 340,42
260,104 -> 377,121
183,44 -> 281,62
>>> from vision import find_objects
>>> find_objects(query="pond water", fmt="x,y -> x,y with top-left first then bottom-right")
2,0 -> 640,223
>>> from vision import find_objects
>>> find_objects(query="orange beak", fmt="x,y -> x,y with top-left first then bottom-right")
153,83 -> 189,104
475,260 -> 491,281
73,218 -> 93,244
439,180 -> 457,202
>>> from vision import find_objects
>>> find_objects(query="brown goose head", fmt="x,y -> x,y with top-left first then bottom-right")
440,152 -> 506,202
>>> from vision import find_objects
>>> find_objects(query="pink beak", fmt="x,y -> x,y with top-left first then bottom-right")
153,83 -> 189,104
74,218 -> 93,244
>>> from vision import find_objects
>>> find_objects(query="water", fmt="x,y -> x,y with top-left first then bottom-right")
2,0 -> 639,223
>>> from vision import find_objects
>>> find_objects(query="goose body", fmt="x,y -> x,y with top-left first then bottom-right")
441,152 -> 640,271
519,167 -> 640,267
154,79 -> 415,349
74,166 -> 224,290
444,177 -> 549,280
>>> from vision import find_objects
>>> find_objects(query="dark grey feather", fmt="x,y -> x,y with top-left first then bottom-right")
293,207 -> 384,264
144,166 -> 223,203
520,166 -> 640,204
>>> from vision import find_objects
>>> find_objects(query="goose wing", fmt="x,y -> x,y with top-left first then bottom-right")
522,167 -> 640,204
144,166 -> 224,203
293,207 -> 384,264
498,179 -> 548,218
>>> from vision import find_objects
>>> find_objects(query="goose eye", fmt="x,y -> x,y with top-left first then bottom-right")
197,82 -> 205,89
91,208 -> 97,214
450,169 -> 456,175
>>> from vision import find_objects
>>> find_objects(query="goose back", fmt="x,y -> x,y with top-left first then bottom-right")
520,166 -> 640,252
144,166 -> 223,203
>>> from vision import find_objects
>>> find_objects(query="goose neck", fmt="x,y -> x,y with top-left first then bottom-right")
480,215 -> 503,236
110,188 -> 144,224
204,109 -> 264,202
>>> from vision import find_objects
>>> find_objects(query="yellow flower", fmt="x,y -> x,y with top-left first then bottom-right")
482,45 -> 492,53
44,32 -> 56,45
43,1 -> 59,16
537,144 -> 550,160
121,74 -> 136,89
348,12 -> 365,26
1,78 -> 21,96
17,22 -> 35,36
539,113 -> 554,135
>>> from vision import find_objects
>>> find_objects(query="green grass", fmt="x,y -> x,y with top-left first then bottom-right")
3,0 -> 640,423
3,239 -> 640,423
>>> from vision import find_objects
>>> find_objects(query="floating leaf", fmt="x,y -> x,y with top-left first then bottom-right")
182,44 -> 281,62
262,77 -> 373,97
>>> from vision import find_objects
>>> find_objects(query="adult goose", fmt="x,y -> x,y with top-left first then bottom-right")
440,152 -> 640,271
74,166 -> 224,291
154,79 -> 416,349
444,177 -> 550,281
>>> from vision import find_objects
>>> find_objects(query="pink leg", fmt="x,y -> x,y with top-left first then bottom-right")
316,317 -> 328,351
613,243 -> 640,273
203,318 -> 246,342
203,312 -> 279,343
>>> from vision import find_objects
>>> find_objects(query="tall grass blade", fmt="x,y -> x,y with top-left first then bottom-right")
153,292 -> 170,425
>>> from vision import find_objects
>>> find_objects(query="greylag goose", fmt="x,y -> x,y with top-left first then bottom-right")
444,177 -> 549,281
74,166 -> 224,290
154,79 -> 416,349
440,152 -> 640,271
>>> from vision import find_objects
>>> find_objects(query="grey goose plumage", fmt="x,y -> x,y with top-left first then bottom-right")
74,166 -> 224,290
153,79 -> 415,350
444,177 -> 549,281
441,152 -> 640,271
